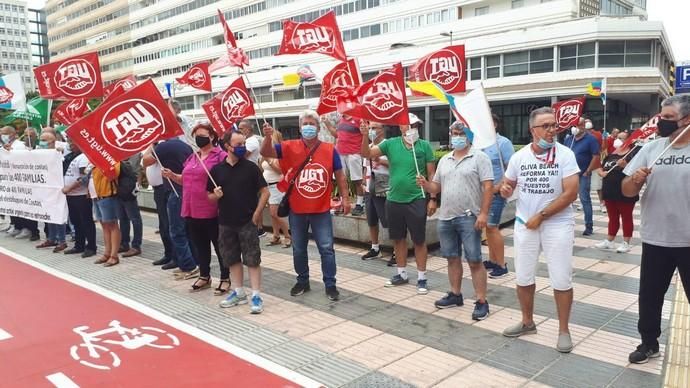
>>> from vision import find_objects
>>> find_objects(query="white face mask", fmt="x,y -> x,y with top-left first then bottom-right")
570,126 -> 578,136
585,121 -> 593,130
613,138 -> 624,149
404,129 -> 419,144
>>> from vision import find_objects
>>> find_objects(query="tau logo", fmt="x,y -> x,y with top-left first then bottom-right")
221,87 -> 250,122
293,26 -> 333,53
556,101 -> 583,128
56,59 -> 97,97
323,69 -> 354,105
102,99 -> 163,152
362,79 -> 404,120
66,99 -> 85,115
296,163 -> 328,199
188,68 -> 206,88
424,50 -> 463,91
0,87 -> 14,104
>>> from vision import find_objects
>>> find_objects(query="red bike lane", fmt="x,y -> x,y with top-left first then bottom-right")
0,250 -> 317,388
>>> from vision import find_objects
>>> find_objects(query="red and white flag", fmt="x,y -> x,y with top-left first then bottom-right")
202,77 -> 255,135
338,63 -> 409,125
277,11 -> 347,62
217,9 -> 248,69
52,98 -> 89,125
552,97 -> 586,133
103,75 -> 137,101
316,59 -> 360,116
176,63 -> 212,92
621,115 -> 659,149
409,45 -> 466,94
65,80 -> 183,179
34,52 -> 104,100
209,54 -> 231,73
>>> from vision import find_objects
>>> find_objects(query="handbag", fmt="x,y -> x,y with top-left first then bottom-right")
277,142 -> 321,217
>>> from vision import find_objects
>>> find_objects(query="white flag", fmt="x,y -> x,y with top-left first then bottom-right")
449,85 -> 496,149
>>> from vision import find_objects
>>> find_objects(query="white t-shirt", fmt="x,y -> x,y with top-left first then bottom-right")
64,153 -> 89,196
261,159 -> 282,183
145,163 -> 164,187
504,142 -> 580,224
245,135 -> 261,165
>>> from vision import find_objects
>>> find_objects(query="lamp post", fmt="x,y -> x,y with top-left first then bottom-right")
440,31 -> 453,46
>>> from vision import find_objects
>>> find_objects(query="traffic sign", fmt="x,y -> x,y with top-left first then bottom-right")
675,65 -> 690,94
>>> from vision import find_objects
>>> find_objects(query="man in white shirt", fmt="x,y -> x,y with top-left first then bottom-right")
143,144 -> 175,268
238,119 -> 261,166
1,126 -> 26,235
62,137 -> 97,257
499,107 -> 580,353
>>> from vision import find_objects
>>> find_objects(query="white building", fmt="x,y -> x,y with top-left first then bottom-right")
47,0 -> 673,144
0,0 -> 34,91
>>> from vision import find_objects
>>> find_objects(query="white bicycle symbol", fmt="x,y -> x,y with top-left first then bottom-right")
69,320 -> 180,370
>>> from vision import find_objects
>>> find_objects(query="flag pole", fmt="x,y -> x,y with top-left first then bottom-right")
409,139 -> 426,199
193,151 -> 219,188
239,67 -> 269,127
151,147 -> 180,198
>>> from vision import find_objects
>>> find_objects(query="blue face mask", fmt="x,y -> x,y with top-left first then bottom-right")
450,136 -> 468,150
537,137 -> 555,150
37,141 -> 50,149
301,124 -> 318,139
368,129 -> 377,141
1,134 -> 10,144
231,145 -> 247,158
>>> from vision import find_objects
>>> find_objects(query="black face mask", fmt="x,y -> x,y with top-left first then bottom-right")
195,136 -> 211,148
657,117 -> 686,138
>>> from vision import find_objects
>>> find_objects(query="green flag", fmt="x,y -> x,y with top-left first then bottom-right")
4,97 -> 51,129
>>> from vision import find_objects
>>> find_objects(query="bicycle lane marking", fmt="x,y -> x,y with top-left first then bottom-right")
0,248 -> 323,388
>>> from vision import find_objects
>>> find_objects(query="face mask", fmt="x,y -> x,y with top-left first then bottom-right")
613,139 -> 623,149
195,136 -> 211,148
37,141 -> 50,149
585,122 -> 593,130
301,124 -> 317,139
570,126 -> 578,136
0,135 -> 10,144
368,129 -> 377,141
537,137 -> 555,150
657,118 -> 680,137
231,145 -> 247,158
450,136 -> 468,150
404,129 -> 419,144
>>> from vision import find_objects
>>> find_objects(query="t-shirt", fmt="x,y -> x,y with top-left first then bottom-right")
154,138 -> 193,191
64,153 -> 89,196
378,137 -> 435,203
363,154 -> 389,196
623,138 -> 690,247
208,158 -> 267,227
335,117 -> 363,155
505,143 -> 580,224
481,135 -> 514,183
146,163 -> 164,187
601,147 -> 641,203
245,135 -> 261,165
564,132 -> 599,173
433,150 -> 494,220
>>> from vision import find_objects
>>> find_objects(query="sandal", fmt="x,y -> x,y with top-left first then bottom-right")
266,236 -> 281,246
282,238 -> 292,248
94,255 -> 109,264
103,256 -> 120,267
190,277 -> 211,292
214,279 -> 231,295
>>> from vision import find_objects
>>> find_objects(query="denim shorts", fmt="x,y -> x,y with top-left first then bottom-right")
438,215 -> 482,262
94,197 -> 119,223
488,194 -> 506,227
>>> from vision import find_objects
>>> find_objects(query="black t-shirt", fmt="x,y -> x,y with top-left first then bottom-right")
602,146 -> 641,203
154,139 -> 192,191
208,158 -> 267,227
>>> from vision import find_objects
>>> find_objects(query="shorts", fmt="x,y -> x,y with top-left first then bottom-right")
488,194 -> 506,227
94,197 -> 119,223
218,221 -> 262,267
268,184 -> 284,205
340,153 -> 363,181
513,220 -> 574,291
438,215 -> 482,262
590,172 -> 602,191
366,195 -> 388,228
386,199 -> 427,245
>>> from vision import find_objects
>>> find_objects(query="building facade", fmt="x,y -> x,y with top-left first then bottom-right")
0,0 -> 34,91
28,7 -> 49,66
45,0 -> 673,145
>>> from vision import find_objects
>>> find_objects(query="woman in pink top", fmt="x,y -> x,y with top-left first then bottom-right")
167,124 -> 229,294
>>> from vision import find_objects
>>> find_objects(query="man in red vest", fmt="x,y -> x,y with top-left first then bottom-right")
260,110 -> 351,301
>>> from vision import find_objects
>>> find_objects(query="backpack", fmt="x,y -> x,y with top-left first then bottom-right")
115,161 -> 137,201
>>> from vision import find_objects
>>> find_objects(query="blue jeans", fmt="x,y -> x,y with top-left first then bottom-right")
438,215 -> 482,262
153,185 -> 173,260
579,174 -> 593,229
166,189 -> 196,271
288,211 -> 337,287
118,198 -> 143,250
47,223 -> 66,244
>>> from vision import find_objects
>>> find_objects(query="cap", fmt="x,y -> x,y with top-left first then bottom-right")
408,113 -> 423,125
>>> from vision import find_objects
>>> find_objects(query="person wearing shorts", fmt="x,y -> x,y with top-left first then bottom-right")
261,130 -> 291,248
209,131 -> 269,314
499,107 -> 580,353
91,164 -> 122,267
418,124 -> 494,320
361,113 -> 437,294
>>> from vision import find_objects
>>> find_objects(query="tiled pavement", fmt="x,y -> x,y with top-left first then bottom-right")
1,199 -> 682,388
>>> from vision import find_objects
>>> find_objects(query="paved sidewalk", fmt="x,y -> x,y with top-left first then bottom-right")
0,198 -> 679,387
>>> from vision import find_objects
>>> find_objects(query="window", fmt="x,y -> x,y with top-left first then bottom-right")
251,86 -> 273,103
511,0 -> 524,8
529,48 -> 554,74
475,6 -> 489,16
559,42 -> 595,70
175,96 -> 195,110
467,57 -> 481,81
598,41 -> 625,67
485,55 -> 500,78
503,51 -> 528,77
625,40 -> 651,66
361,71 -> 379,81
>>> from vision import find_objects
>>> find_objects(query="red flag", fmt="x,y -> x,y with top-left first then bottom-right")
217,9 -> 248,68
176,63 -> 212,92
552,97 -> 586,133
33,52 -> 104,100
338,63 -> 409,125
621,115 -> 659,149
209,54 -> 231,73
52,98 -> 89,125
316,59 -> 360,116
202,77 -> 255,135
65,80 -> 183,179
277,11 -> 347,62
103,75 -> 137,100
409,45 -> 466,95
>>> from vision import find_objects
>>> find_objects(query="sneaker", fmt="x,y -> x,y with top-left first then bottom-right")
416,279 -> 428,295
325,286 -> 340,301
472,300 -> 490,321
219,290 -> 248,308
361,248 -> 380,260
5,226 -> 18,236
502,322 -> 537,337
628,343 -> 660,364
257,228 -> 267,238
250,295 -> 264,314
15,229 -> 31,239
483,260 -> 498,271
0,224 -> 11,232
556,332 -> 573,353
385,274 -> 409,287
594,239 -> 614,249
351,204 -> 365,217
576,204 -> 582,211
616,241 -> 631,253
290,282 -> 311,296
599,205 -> 607,213
386,254 -> 397,267
434,292 -> 464,309
582,227 -> 593,236
489,264 -> 509,279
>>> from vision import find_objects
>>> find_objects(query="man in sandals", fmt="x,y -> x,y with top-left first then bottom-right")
210,131 -> 270,314
499,107 -> 579,353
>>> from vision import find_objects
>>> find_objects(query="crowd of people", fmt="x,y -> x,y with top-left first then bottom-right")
1,95 -> 689,364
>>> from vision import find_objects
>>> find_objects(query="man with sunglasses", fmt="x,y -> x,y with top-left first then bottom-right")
499,107 -> 580,353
